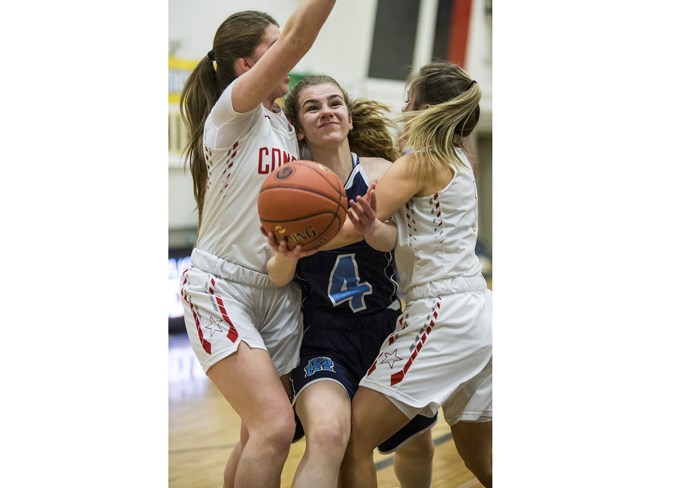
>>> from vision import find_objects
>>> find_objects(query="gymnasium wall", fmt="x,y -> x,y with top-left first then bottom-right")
168,0 -> 493,249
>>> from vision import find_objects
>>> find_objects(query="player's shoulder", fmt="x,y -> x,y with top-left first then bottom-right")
395,151 -> 421,165
358,156 -> 393,183
210,78 -> 262,128
390,151 -> 427,176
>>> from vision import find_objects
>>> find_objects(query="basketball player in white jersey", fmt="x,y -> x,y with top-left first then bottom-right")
179,3 -> 336,487
337,63 -> 493,487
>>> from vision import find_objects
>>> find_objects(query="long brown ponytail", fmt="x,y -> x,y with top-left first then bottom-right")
179,11 -> 278,227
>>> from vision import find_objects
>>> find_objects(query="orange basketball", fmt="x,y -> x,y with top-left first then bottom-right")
258,160 -> 348,251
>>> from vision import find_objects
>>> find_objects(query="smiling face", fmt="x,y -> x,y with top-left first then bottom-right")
295,83 -> 353,148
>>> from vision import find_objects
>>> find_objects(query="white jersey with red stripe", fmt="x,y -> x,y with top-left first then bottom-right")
196,79 -> 299,274
359,147 -> 492,427
180,80 -> 303,375
392,147 -> 483,299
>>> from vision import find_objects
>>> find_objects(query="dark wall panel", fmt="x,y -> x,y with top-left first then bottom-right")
432,0 -> 453,62
368,0 -> 421,81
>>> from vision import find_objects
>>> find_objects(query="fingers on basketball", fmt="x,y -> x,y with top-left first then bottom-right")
258,160 -> 348,251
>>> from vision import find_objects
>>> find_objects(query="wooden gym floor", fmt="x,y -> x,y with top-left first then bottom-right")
168,333 -> 483,487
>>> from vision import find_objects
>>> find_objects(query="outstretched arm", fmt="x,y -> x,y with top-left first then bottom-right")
232,0 -> 337,112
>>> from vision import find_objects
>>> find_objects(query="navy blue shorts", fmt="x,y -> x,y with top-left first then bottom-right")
290,308 -> 438,452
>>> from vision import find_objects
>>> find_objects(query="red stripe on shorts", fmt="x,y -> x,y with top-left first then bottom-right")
390,299 -> 441,386
191,301 -> 212,354
207,277 -> 238,342
214,295 -> 239,342
366,359 -> 377,376
181,273 -> 212,354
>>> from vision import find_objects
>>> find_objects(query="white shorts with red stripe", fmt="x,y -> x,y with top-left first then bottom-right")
180,248 -> 303,376
359,275 -> 492,427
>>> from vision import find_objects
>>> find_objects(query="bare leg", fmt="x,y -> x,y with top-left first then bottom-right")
224,374 -> 293,487
393,429 -> 434,488
292,381 -> 351,488
339,387 -> 410,488
224,422 -> 248,488
451,421 -> 492,487
208,343 -> 296,488
224,371 -> 293,487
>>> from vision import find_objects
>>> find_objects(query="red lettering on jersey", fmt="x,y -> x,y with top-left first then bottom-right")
272,148 -> 282,172
258,147 -> 298,174
258,147 -> 270,173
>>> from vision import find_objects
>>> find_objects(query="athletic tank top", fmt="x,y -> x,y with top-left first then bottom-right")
295,154 -> 400,317
392,148 -> 483,293
195,79 -> 299,273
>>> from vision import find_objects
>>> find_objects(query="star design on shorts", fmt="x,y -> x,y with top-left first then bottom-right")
380,349 -> 403,369
204,317 -> 225,337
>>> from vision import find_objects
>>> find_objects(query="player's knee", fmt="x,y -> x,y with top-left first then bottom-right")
306,421 -> 349,452
401,435 -> 434,463
256,412 -> 296,451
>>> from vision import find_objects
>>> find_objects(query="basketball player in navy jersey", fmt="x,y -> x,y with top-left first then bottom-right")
179,3 -> 337,487
264,75 -> 436,488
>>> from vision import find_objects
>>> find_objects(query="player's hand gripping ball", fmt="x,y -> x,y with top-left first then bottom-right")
258,160 -> 348,251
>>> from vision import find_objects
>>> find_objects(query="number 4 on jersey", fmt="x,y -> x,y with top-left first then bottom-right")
327,254 -> 373,312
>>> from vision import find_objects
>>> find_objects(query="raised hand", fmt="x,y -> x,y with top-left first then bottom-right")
347,184 -> 379,237
346,184 -> 397,252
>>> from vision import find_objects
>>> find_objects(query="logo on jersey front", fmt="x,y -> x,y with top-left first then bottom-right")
304,357 -> 335,377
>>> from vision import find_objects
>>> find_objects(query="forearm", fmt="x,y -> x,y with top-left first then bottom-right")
363,220 -> 397,252
267,254 -> 299,287
280,0 -> 337,57
341,186 -> 397,252
232,0 -> 336,112
319,219 -> 363,251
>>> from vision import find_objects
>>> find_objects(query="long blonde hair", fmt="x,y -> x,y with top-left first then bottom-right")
400,62 -> 481,176
284,75 -> 400,162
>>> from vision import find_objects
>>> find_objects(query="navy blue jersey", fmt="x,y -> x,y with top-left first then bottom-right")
294,154 -> 400,317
